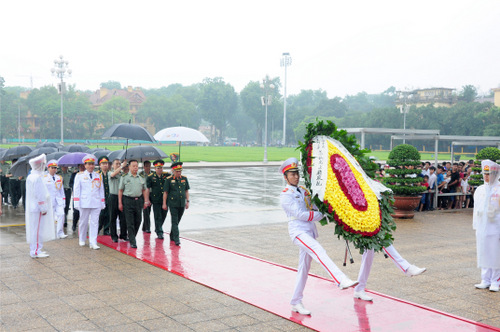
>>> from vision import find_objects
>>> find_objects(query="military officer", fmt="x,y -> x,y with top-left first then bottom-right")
97,156 -> 111,235
118,159 -> 150,249
147,159 -> 170,239
43,160 -> 68,239
73,154 -> 105,250
69,164 -> 85,232
280,157 -> 357,315
6,159 -> 21,209
0,160 -> 10,205
139,160 -> 153,233
57,165 -> 73,227
108,159 -> 128,242
162,162 -> 190,246
0,183 -> 3,215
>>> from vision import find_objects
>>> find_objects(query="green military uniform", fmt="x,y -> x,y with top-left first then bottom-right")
139,169 -> 153,232
57,168 -> 73,223
119,172 -> 147,247
147,163 -> 170,239
108,168 -> 127,242
8,163 -> 21,209
163,163 -> 190,245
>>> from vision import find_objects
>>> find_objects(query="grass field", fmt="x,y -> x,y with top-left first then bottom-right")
1,143 -> 474,162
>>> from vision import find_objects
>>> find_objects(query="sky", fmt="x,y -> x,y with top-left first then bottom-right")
1,0 -> 499,98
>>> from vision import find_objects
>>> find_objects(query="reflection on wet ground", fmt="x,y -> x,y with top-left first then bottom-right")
0,166 -> 288,243
184,166 -> 286,230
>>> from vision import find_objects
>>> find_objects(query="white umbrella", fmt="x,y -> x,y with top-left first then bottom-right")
154,126 -> 209,161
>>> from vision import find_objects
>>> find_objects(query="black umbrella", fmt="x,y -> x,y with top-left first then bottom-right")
27,147 -> 58,158
62,144 -> 90,152
93,150 -> 111,159
36,142 -> 63,148
0,149 -> 7,160
9,156 -> 31,178
107,150 -> 125,162
113,146 -> 167,162
102,123 -> 156,142
46,151 -> 69,161
88,148 -> 109,154
2,145 -> 33,161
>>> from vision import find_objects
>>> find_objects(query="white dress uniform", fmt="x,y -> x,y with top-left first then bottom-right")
280,158 -> 355,308
43,161 -> 66,238
73,156 -> 105,248
25,154 -> 55,257
473,160 -> 500,291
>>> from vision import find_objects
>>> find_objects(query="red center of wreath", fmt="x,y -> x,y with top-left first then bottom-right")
330,154 -> 367,211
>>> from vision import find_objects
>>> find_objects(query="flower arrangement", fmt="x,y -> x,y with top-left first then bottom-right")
298,120 -> 395,253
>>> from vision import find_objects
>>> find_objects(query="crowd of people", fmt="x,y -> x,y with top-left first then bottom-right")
375,159 -> 479,212
1,153 -> 190,258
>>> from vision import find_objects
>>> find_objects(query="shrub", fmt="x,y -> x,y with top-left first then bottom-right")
470,147 -> 500,186
383,144 -> 427,196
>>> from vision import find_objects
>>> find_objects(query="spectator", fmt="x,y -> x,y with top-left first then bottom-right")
427,166 -> 437,210
448,163 -> 460,209
419,175 -> 430,212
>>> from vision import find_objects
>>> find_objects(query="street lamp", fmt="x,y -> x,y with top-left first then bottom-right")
51,55 -> 71,144
397,90 -> 413,144
260,76 -> 275,163
280,52 -> 292,146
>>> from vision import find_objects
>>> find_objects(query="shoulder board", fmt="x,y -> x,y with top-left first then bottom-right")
148,173 -> 154,177
282,188 -> 289,192
182,175 -> 188,179
43,174 -> 48,177
121,173 -> 127,177
78,171 -> 84,174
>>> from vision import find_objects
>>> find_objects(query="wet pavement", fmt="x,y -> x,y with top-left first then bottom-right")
1,166 -> 499,331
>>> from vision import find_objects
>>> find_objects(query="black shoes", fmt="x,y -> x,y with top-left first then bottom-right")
112,238 -> 118,243
144,230 -> 151,233
158,234 -> 164,240
131,244 -> 137,249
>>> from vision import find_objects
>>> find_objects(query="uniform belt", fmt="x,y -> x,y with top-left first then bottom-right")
124,195 -> 142,200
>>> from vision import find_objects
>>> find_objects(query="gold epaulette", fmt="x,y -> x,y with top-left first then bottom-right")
166,175 -> 173,179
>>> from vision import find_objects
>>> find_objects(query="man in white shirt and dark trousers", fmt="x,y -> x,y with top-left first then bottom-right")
43,160 -> 68,239
73,154 -> 105,249
280,157 -> 358,316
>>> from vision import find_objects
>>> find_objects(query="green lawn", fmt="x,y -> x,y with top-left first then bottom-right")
1,143 -> 474,162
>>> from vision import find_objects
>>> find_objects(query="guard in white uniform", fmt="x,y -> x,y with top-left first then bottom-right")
473,160 -> 500,292
43,160 -> 68,239
73,154 -> 105,249
25,154 -> 56,258
354,245 -> 427,301
280,157 -> 357,316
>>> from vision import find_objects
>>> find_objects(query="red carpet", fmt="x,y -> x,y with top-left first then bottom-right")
98,233 -> 500,332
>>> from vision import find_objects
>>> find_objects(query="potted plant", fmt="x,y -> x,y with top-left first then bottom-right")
382,144 -> 426,219
469,147 -> 500,187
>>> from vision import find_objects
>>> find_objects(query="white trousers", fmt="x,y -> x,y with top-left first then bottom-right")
291,232 -> 347,305
355,245 -> 410,292
54,204 -> 65,238
481,268 -> 500,287
79,208 -> 100,246
29,212 -> 45,256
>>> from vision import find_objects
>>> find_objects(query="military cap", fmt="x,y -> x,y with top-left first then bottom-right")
98,156 -> 109,165
280,157 -> 299,174
82,154 -> 97,164
153,159 -> 165,167
171,162 -> 183,170
47,159 -> 58,168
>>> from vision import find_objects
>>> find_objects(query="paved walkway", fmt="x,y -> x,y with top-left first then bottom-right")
1,205 -> 499,331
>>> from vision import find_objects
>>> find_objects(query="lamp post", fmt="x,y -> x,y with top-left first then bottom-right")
51,55 -> 71,144
260,76 -> 275,163
280,52 -> 292,147
397,90 -> 413,144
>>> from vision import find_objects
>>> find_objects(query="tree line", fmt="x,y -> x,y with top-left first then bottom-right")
0,76 -> 498,148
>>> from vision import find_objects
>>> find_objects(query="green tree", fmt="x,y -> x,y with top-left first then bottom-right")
458,85 -> 478,103
100,81 -> 122,90
198,77 -> 237,144
97,96 -> 130,128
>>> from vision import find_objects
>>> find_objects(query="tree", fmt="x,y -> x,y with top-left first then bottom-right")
100,81 -> 122,90
97,96 -> 130,129
198,77 -> 237,144
458,85 -> 478,103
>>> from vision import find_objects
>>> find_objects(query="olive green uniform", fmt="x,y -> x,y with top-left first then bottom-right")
57,168 -> 73,223
139,170 -> 153,232
0,162 -> 10,204
163,175 -> 190,244
147,171 -> 170,237
108,171 -> 126,241
119,173 -> 147,247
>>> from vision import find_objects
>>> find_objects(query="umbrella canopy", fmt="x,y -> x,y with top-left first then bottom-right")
102,123 -> 156,142
107,150 -> 125,162
36,142 -> 63,148
87,148 -> 109,154
93,150 -> 111,159
9,156 -> 31,178
0,149 -> 7,160
109,146 -> 167,162
2,145 -> 34,161
154,126 -> 209,143
62,144 -> 90,152
27,147 -> 58,158
57,152 -> 89,166
46,151 -> 69,161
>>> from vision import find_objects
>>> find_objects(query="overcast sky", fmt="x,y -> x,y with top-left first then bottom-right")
1,0 -> 499,98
